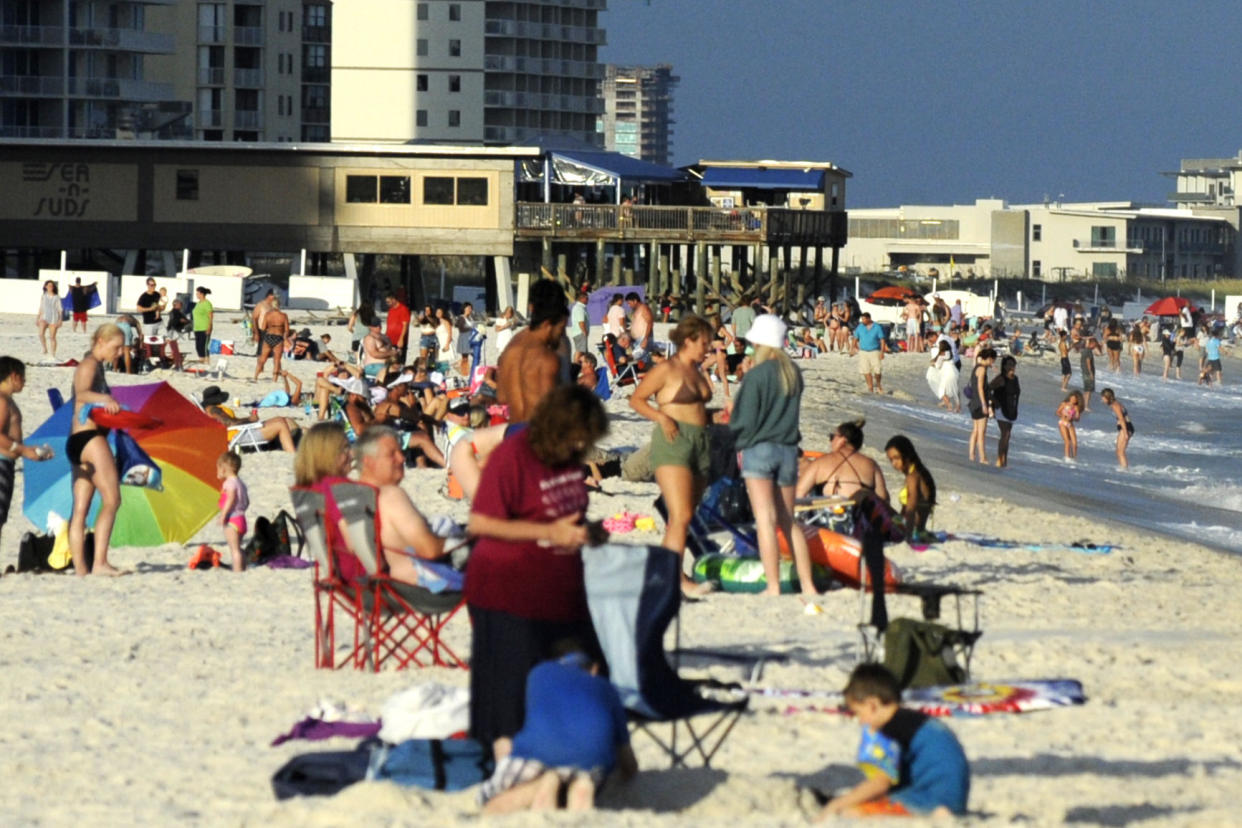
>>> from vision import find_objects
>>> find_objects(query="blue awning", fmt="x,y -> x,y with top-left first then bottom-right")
551,150 -> 687,184
701,167 -> 825,191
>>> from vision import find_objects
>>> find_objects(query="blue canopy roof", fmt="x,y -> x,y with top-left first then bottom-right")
552,150 -> 687,184
701,167 -> 825,191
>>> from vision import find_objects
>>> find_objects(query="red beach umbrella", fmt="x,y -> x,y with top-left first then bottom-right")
865,286 -> 922,305
1143,296 -> 1197,317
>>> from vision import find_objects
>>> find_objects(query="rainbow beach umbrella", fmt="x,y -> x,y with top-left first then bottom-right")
24,382 -> 227,547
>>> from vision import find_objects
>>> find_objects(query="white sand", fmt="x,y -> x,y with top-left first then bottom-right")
1,310 -> 1240,826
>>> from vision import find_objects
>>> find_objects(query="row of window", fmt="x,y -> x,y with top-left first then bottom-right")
418,3 -> 462,21
415,109 -> 461,128
417,74 -> 462,93
345,175 -> 488,206
417,39 -> 462,57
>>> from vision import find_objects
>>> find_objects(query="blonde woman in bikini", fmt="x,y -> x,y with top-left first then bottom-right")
630,314 -> 715,596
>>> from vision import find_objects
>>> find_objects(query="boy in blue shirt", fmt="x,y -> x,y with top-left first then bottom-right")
818,664 -> 970,818
480,644 -> 637,813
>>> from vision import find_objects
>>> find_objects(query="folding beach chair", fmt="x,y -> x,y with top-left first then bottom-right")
583,543 -> 748,768
290,487 -> 371,670
856,526 -> 983,688
600,334 -> 642,390
330,481 -> 468,671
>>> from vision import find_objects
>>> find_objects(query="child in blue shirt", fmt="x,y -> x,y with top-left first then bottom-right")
480,644 -> 637,814
818,664 -> 970,818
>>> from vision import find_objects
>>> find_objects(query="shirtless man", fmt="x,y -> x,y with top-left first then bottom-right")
254,297 -> 289,381
0,357 -> 54,549
251,290 -> 276,346
496,279 -> 569,423
795,420 -> 890,503
626,291 -> 654,359
356,425 -> 448,583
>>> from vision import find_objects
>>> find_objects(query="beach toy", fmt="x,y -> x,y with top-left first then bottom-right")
634,516 -> 656,532
776,524 -> 902,592
86,406 -> 162,430
603,512 -> 638,533
692,553 -> 832,594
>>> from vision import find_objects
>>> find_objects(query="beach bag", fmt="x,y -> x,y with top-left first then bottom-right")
17,532 -> 55,573
244,510 -> 305,566
883,618 -> 967,690
368,738 -> 492,791
271,739 -> 378,800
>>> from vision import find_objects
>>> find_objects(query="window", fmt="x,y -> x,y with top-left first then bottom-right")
423,177 -> 454,205
380,176 -> 411,204
416,109 -> 428,127
176,169 -> 199,201
346,175 -> 377,203
1090,226 -> 1116,248
302,125 -> 329,141
303,84 -> 327,108
417,3 -> 428,20
417,74 -> 428,92
448,74 -> 461,93
457,177 -> 488,205
449,39 -> 461,57
304,44 -> 327,68
1032,223 -> 1042,242
448,109 -> 460,128
449,3 -> 461,21
1031,259 -> 1041,278
304,4 -> 327,27
416,39 -> 428,56
1092,261 -> 1118,279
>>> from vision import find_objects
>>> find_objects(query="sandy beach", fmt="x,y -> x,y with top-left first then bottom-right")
1,309 -> 1240,826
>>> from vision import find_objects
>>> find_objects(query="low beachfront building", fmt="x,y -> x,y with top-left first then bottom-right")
842,198 -> 1235,283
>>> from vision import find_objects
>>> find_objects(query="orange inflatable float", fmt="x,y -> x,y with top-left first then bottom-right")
777,523 -> 901,591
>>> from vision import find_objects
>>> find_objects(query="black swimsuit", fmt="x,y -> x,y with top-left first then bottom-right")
68,360 -> 111,466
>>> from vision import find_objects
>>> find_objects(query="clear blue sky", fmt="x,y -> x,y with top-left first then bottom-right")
601,0 -> 1242,207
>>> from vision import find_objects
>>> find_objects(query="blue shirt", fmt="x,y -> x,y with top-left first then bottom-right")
511,658 -> 629,773
855,322 -> 884,352
1205,336 -> 1221,361
857,709 -> 970,815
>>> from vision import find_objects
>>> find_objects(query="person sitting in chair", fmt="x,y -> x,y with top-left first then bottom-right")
796,419 -> 890,503
201,385 -> 300,453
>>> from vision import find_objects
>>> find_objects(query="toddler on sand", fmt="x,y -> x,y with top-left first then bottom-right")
817,664 -> 969,819
216,451 -> 249,571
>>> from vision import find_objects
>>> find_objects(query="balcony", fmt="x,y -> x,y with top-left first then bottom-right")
234,110 -> 263,129
483,54 -> 603,79
66,76 -> 175,101
0,74 -> 65,96
198,66 -> 225,85
0,124 -> 65,138
234,26 -> 264,46
234,67 -> 263,87
199,109 -> 223,128
302,24 -> 330,43
483,20 -> 606,44
198,24 -> 225,43
0,25 -> 65,46
1074,239 -> 1143,254
69,27 -> 174,53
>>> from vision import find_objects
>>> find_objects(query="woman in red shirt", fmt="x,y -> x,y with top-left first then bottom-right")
466,385 -> 609,754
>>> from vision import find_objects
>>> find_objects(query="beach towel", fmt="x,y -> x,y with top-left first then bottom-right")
755,678 -> 1087,717
271,718 -> 382,747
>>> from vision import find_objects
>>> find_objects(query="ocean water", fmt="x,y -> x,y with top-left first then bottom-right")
855,357 -> 1242,554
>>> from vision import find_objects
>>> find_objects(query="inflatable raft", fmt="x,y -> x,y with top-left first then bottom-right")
776,523 -> 902,591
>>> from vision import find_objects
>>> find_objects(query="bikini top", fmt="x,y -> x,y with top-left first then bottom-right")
820,451 -> 876,496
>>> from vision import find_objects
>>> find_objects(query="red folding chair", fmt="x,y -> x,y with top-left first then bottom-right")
290,487 -> 371,670
330,481 -> 468,671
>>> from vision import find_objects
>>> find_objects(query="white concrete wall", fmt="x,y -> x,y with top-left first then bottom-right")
287,276 -> 359,311
1224,294 -> 1242,321
117,275 -> 191,315
181,273 -> 245,311
31,270 -> 115,314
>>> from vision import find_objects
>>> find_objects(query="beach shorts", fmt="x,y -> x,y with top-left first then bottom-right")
477,755 -> 604,806
649,421 -> 711,478
572,333 -> 588,355
0,458 -> 13,525
73,311 -> 88,323
858,349 -> 882,375
1080,367 -> 1095,392
227,515 -> 247,537
740,441 -> 798,487
906,319 -> 919,336
363,362 -> 384,378
1208,358 -> 1222,372
419,333 -> 438,351
1060,356 -> 1071,376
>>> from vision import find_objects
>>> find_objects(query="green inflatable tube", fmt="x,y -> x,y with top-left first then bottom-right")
692,553 -> 832,594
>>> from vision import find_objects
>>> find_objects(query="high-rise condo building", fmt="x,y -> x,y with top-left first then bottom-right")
331,0 -> 606,146
146,0 -> 332,142
598,63 -> 676,165
0,0 -> 189,139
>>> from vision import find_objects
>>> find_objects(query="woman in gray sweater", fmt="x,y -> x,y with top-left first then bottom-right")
728,315 -> 816,596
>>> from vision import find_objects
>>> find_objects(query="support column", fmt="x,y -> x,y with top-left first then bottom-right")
595,239 -> 606,287
647,241 -> 658,295
711,245 -> 722,297
541,238 -> 553,275
767,246 -> 779,307
658,251 -> 670,296
610,253 -> 621,286
695,241 -> 707,315
829,246 -> 840,304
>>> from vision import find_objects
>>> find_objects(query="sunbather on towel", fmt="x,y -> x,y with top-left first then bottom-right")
480,642 -> 636,814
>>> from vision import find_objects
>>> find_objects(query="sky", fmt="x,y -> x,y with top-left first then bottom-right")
600,0 -> 1242,208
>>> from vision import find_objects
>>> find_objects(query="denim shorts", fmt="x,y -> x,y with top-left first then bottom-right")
740,441 -> 798,487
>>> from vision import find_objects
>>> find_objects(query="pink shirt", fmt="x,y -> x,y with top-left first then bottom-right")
605,305 -> 626,338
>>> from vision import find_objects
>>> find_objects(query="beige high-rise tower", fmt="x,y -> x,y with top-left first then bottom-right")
331,0 -> 606,146
598,63 -> 677,165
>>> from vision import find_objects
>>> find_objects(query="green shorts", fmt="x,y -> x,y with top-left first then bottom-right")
649,421 -> 711,478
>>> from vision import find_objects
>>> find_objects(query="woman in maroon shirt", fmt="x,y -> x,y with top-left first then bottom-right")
466,385 -> 609,754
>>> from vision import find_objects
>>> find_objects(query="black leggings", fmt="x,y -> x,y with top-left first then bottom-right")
195,330 -> 209,358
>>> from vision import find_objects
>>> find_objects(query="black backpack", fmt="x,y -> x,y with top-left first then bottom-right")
243,510 -> 305,567
18,531 -> 93,573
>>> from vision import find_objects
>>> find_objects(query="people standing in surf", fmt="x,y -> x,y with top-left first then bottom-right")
1100,388 -> 1133,469
883,435 -> 937,540
629,315 -> 715,597
1173,327 -> 1190,380
1079,334 -> 1101,412
1058,330 -> 1072,391
1202,326 -> 1224,386
1128,323 -> 1146,375
1159,330 -> 1177,381
1104,320 -> 1123,372
928,339 -> 960,412
1056,390 -> 1084,462
966,347 -> 996,465
988,356 -> 1020,468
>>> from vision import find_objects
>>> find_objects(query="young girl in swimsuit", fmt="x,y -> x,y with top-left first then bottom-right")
1100,388 -> 1133,469
967,348 -> 996,465
884,435 -> 937,540
69,324 -> 126,576
1129,324 -> 1146,375
1056,390 -> 1084,461
630,315 -> 715,597
1104,321 -> 1123,372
